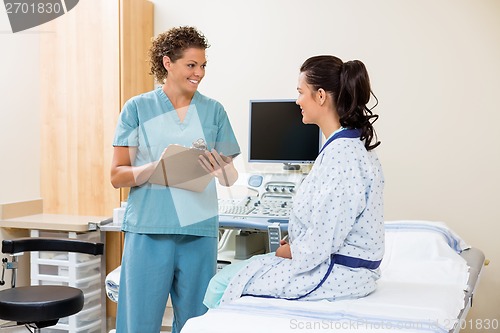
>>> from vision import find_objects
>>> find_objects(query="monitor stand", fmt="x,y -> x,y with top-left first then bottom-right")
282,163 -> 301,171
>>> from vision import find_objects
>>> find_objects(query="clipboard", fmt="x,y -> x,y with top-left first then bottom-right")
148,144 -> 214,192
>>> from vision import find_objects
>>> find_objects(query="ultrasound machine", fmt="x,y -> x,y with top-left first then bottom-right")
217,99 -> 322,267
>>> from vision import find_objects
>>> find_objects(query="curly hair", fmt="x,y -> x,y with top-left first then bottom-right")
148,26 -> 210,83
300,55 -> 381,151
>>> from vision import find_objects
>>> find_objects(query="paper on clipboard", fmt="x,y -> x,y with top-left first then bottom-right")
148,144 -> 214,192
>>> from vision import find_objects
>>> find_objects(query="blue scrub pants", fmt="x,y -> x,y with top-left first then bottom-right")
116,232 -> 217,333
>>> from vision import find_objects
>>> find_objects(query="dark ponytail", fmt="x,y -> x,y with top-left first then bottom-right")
300,56 -> 380,151
337,60 -> 380,150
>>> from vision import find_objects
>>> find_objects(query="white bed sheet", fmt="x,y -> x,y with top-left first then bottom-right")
181,220 -> 471,333
105,264 -> 120,302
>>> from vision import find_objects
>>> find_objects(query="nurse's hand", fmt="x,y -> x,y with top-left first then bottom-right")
111,146 -> 158,188
198,149 -> 238,186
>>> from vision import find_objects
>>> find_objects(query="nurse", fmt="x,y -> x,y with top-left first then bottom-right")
110,26 -> 240,333
204,55 -> 384,307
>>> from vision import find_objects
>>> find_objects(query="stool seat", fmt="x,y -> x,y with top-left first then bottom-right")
0,238 -> 103,330
0,285 -> 84,323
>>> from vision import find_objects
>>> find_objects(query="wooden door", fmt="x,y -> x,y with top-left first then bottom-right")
40,0 -> 153,318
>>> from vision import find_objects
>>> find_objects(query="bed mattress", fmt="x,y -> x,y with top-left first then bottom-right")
181,220 -> 483,333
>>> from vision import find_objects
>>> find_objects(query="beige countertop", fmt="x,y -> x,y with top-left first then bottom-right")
0,200 -> 111,232
0,213 -> 110,232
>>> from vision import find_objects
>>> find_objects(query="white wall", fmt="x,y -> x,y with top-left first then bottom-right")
0,7 -> 40,290
152,0 -> 500,328
0,9 -> 41,203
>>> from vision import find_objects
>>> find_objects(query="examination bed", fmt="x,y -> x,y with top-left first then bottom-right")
179,220 -> 485,333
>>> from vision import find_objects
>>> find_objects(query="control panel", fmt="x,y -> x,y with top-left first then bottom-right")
218,173 -> 306,218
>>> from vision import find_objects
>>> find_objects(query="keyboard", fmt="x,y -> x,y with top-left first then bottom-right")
218,195 -> 292,218
219,203 -> 255,215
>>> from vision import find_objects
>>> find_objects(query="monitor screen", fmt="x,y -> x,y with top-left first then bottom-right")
248,99 -> 322,164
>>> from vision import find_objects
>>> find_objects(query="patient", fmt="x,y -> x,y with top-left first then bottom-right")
204,55 -> 384,308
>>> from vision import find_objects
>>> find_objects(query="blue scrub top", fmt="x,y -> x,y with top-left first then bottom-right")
113,88 -> 240,237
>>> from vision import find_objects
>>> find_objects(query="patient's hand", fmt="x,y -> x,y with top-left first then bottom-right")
275,242 -> 291,259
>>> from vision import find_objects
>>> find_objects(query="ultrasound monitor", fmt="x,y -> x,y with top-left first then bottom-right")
248,99 -> 322,170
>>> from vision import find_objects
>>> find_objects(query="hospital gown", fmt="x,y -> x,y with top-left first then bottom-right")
219,134 -> 384,305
